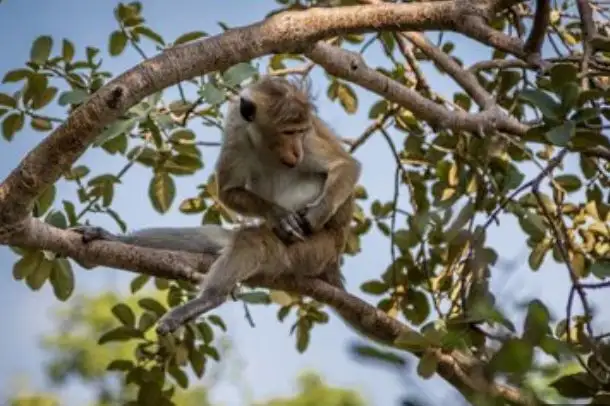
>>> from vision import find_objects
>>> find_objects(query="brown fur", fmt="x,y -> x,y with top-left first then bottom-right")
155,76 -> 361,335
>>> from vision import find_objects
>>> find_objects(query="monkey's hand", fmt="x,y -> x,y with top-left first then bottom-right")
70,225 -> 119,244
274,209 -> 313,243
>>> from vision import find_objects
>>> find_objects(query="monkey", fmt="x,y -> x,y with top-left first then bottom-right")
72,75 -> 362,336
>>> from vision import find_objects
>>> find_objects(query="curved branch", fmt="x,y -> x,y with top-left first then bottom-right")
306,42 -> 527,135
5,219 -> 537,405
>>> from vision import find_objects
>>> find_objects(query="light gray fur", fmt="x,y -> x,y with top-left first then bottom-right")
115,225 -> 232,254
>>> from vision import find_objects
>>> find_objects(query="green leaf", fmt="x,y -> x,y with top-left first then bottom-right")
296,321 -> 310,353
2,112 -> 25,140
31,86 -> 58,110
197,322 -> 215,343
591,259 -> 610,279
30,35 -> 53,63
528,239 -> 550,270
189,348 -> 206,378
25,258 -> 53,291
445,200 -> 475,242
35,184 -> 56,216
106,359 -> 134,372
112,303 -> 136,327
179,197 -> 206,214
174,31 -> 208,45
0,92 -> 16,108
98,326 -> 144,344
13,251 -> 43,280
199,83 -> 225,105
3,69 -> 31,83
522,299 -> 550,345
360,280 -> 389,295
49,258 -> 74,301
237,291 -> 271,305
402,290 -> 430,325
549,63 -> 578,89
138,311 -> 157,332
394,330 -> 429,351
45,210 -> 67,229
489,338 -> 533,374
555,174 -> 582,193
350,343 -> 406,367
550,372 -> 598,398
138,297 -> 167,317
149,172 -> 176,214
168,364 -> 189,388
453,92 -> 471,111
207,315 -> 226,332
416,352 -> 438,379
62,39 -> 75,62
130,274 -> 150,293
133,26 -> 165,44
58,89 -> 89,106
518,89 -> 561,121
109,30 -> 128,56
223,63 -> 257,86
336,82 -> 358,114
545,121 -> 575,146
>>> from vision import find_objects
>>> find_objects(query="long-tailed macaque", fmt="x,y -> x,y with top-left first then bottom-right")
72,75 -> 362,335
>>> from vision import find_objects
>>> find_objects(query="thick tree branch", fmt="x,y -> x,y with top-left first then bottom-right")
359,0 -> 494,109
4,220 -> 538,405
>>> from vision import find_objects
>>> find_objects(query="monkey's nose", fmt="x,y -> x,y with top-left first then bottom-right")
239,97 -> 256,122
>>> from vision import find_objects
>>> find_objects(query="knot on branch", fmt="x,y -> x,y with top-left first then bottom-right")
106,86 -> 125,109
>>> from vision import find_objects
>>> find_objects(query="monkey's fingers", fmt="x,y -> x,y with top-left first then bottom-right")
69,225 -> 117,244
280,216 -> 306,241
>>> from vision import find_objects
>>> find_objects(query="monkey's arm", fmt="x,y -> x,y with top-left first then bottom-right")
71,225 -> 231,255
216,142 -> 290,221
302,119 -> 362,231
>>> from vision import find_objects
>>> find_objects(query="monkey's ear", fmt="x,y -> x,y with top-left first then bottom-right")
239,97 -> 256,122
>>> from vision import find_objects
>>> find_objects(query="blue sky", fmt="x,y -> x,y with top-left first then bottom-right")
0,1 -> 607,405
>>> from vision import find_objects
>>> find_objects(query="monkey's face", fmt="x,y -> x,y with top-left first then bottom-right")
238,77 -> 313,168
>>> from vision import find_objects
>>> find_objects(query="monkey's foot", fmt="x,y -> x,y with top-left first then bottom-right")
156,295 -> 226,336
70,225 -> 117,244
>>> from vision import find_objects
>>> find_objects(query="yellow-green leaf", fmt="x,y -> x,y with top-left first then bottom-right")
0,92 -> 16,108
149,172 -> 176,213
174,31 -> 208,45
30,35 -> 53,63
62,38 -> 75,62
2,112 -> 24,140
109,30 -> 128,56
179,197 -> 206,214
49,258 -> 74,301
30,117 -> 53,132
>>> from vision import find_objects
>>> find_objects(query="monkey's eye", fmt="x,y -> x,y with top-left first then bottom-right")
239,97 -> 256,122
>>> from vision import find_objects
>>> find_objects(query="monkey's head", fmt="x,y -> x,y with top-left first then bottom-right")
237,76 -> 314,168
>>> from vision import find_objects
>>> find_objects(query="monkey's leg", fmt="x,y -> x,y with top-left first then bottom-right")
156,226 -> 288,335
284,229 -> 344,286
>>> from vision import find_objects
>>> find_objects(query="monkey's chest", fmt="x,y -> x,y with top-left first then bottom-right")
247,169 -> 324,211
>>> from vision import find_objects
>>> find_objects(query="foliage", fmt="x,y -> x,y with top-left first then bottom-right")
1,0 -> 610,405
4,290 -> 364,406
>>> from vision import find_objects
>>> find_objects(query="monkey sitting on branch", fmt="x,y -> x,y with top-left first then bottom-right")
72,75 -> 362,335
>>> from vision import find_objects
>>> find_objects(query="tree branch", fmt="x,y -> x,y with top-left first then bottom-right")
5,219 -> 538,405
524,0 -> 550,55
306,42 -> 527,135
